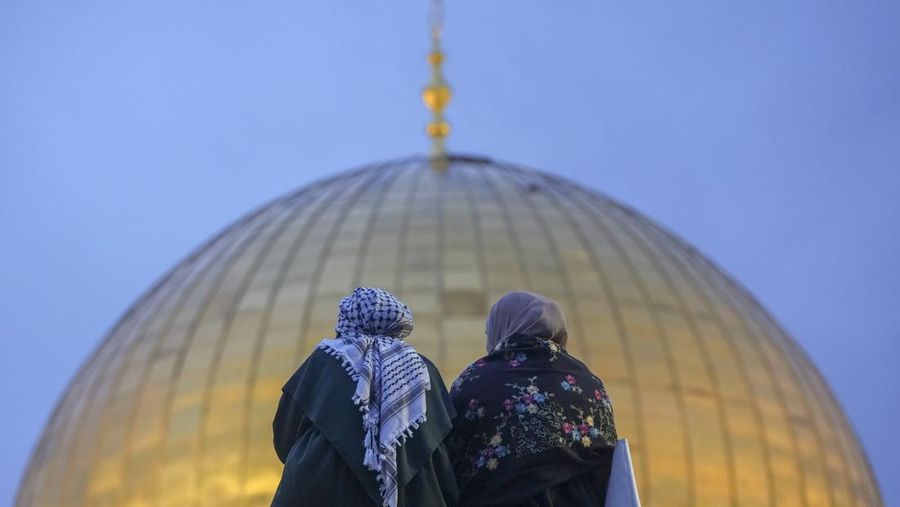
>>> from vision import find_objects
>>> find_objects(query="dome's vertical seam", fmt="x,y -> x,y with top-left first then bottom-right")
467,163 -> 531,291
292,163 -> 396,362
146,196 -> 299,506
112,199 -> 285,507
543,175 -> 701,506
629,207 -> 834,506
601,190 -> 778,505
392,162 -> 429,297
453,162 -> 491,358
434,163 -> 449,368
189,189 -> 340,506
63,260 -> 202,505
154,179 -> 335,506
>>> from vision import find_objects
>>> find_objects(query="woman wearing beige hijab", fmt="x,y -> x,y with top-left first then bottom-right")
446,291 -> 617,506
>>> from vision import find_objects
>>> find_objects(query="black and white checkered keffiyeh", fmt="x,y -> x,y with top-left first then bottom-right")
318,287 -> 430,507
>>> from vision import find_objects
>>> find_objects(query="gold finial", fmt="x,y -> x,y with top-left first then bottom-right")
422,0 -> 451,170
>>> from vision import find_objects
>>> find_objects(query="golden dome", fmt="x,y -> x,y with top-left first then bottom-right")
17,156 -> 881,506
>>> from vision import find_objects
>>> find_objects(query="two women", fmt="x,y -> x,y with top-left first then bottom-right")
271,288 -> 616,506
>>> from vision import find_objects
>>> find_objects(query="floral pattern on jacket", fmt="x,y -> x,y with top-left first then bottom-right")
447,334 -> 617,481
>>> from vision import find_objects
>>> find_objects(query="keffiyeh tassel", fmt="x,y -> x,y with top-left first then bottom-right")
318,287 -> 430,507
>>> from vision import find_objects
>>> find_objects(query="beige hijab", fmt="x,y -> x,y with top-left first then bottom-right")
485,290 -> 569,353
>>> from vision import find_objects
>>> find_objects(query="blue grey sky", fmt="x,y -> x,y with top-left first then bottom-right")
1,1 -> 898,504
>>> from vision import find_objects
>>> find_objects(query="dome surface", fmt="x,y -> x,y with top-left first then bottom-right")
18,156 -> 880,506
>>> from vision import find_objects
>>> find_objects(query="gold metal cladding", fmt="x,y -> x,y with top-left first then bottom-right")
16,157 -> 883,507
423,1 -> 451,168
426,121 -> 450,138
422,81 -> 451,114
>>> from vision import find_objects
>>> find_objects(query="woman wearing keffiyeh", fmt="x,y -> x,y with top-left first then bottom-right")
446,291 -> 618,506
271,288 -> 458,507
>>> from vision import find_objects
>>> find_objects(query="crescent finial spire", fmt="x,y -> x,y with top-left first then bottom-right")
422,0 -> 451,170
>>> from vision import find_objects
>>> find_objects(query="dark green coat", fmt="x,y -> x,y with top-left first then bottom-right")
271,348 -> 459,507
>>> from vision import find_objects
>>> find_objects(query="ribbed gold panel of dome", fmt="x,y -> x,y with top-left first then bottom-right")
16,156 -> 881,506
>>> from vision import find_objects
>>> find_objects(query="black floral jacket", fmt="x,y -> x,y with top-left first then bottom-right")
447,334 -> 617,505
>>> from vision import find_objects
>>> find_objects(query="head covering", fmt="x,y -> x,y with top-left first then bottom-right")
318,287 -> 430,507
485,290 -> 569,353
447,332 -> 616,505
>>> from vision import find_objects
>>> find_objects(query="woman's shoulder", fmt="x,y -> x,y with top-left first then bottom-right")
282,345 -> 350,395
562,351 -> 609,388
416,352 -> 438,371
416,353 -> 451,393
